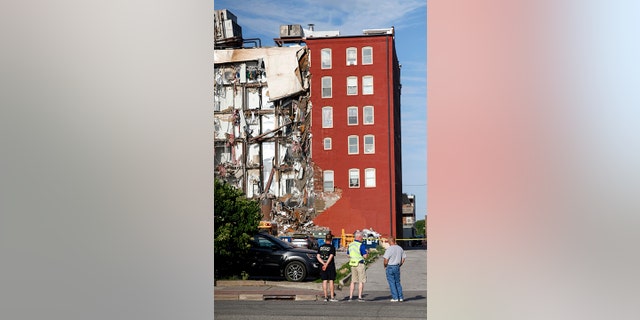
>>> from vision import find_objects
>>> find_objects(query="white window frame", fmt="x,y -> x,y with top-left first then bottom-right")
363,106 -> 374,125
362,76 -> 373,95
346,47 -> 357,65
362,46 -> 373,65
364,135 -> 375,154
349,169 -> 360,188
348,135 -> 359,155
365,168 -> 376,188
322,106 -> 333,128
347,76 -> 358,95
323,170 -> 335,192
321,48 -> 332,69
322,76 -> 332,98
323,137 -> 332,150
347,106 -> 358,126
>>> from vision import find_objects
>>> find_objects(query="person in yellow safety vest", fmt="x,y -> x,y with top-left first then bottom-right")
347,231 -> 368,301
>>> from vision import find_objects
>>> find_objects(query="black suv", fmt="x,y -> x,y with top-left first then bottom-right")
247,232 -> 321,282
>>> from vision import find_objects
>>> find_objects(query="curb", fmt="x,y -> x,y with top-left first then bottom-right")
214,293 -> 320,301
215,280 -> 323,290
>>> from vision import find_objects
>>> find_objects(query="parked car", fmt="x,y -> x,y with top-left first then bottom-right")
412,234 -> 426,247
290,233 -> 319,250
247,232 -> 321,282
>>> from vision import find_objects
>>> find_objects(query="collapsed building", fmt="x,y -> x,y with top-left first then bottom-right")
214,9 -> 404,239
214,46 -> 324,235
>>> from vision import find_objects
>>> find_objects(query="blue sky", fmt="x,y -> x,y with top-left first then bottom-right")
214,0 -> 427,221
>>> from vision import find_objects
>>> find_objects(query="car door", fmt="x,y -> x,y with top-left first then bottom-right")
249,234 -> 284,276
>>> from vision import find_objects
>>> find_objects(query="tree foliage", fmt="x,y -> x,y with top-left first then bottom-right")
415,219 -> 425,235
214,179 -> 262,279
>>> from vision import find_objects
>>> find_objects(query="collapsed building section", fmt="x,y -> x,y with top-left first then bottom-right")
214,46 -> 325,235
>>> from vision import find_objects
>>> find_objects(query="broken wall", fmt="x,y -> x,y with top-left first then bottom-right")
214,46 -> 324,235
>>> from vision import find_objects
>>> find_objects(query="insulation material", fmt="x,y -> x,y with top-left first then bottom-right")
247,88 -> 261,110
263,89 -> 275,109
214,47 -> 307,100
261,114 -> 276,135
246,169 -> 261,198
215,86 -> 242,111
213,115 -> 234,140
232,143 -> 244,165
247,144 -> 260,166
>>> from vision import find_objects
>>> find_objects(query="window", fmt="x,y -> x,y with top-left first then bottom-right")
321,48 -> 332,69
346,47 -> 357,65
362,47 -> 373,65
322,107 -> 333,128
347,76 -> 358,95
365,168 -> 376,187
347,107 -> 358,125
349,169 -> 360,188
323,170 -> 334,192
322,76 -> 332,98
286,179 -> 294,194
363,106 -> 374,125
323,137 -> 332,150
348,135 -> 359,154
362,76 -> 373,95
255,235 -> 276,249
364,135 -> 375,154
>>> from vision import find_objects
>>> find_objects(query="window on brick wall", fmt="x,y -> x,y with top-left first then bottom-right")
347,106 -> 358,125
349,169 -> 360,188
362,76 -> 373,95
348,135 -> 359,154
322,106 -> 333,128
364,135 -> 375,154
362,46 -> 373,65
321,48 -> 332,69
322,76 -> 332,98
323,137 -> 332,150
346,47 -> 357,65
347,76 -> 357,95
363,106 -> 374,125
365,168 -> 376,188
323,170 -> 334,192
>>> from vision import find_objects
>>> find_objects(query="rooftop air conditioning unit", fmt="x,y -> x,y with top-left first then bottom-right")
223,19 -> 242,39
215,9 -> 237,23
280,24 -> 303,38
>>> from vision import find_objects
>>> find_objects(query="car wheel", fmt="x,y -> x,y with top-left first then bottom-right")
284,261 -> 306,282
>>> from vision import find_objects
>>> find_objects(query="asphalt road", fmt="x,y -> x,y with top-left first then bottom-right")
214,298 -> 427,320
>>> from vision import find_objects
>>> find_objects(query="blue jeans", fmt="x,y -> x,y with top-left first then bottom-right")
385,265 -> 403,300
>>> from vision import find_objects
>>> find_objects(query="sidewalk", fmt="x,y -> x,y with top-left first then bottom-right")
214,247 -> 351,301
214,280 -> 324,301
214,246 -> 426,301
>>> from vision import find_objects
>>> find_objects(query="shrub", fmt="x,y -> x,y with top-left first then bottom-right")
214,179 -> 262,279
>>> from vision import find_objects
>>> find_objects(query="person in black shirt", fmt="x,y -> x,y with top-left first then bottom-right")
316,233 -> 338,302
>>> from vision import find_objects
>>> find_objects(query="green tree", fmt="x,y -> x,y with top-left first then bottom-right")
415,219 -> 425,236
214,179 -> 262,279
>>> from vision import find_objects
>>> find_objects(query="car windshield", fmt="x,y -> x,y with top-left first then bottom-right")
260,233 -> 295,249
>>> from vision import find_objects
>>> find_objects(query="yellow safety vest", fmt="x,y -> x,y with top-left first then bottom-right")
348,241 -> 364,267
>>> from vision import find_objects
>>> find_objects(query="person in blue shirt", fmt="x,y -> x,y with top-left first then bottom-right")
347,231 -> 368,301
